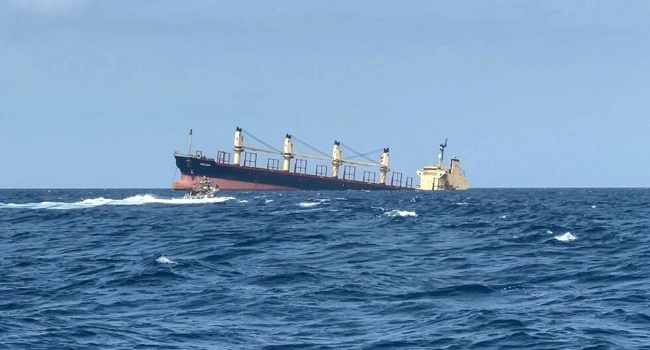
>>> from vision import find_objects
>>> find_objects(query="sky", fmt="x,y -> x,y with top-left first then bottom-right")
1,1 -> 649,188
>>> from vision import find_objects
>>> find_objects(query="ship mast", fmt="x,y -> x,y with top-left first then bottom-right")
379,148 -> 390,185
188,129 -> 193,154
235,127 -> 388,174
332,141 -> 342,178
233,127 -> 244,166
438,138 -> 447,167
283,134 -> 293,171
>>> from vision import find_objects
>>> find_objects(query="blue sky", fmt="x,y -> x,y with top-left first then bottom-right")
1,1 -> 648,188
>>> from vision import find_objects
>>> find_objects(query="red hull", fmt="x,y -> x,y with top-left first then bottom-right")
173,174 -> 296,191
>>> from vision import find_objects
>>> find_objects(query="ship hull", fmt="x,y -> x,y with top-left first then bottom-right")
172,154 -> 411,191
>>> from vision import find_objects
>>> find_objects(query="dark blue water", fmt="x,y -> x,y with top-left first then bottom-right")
1,188 -> 649,349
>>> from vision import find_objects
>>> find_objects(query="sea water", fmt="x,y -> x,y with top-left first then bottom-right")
1,188 -> 649,349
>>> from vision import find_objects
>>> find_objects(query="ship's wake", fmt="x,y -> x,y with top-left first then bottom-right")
0,194 -> 236,210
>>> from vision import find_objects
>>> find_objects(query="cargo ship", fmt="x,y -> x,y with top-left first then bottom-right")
172,127 -> 469,191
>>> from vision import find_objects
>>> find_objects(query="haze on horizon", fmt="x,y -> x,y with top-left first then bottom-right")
1,1 -> 648,189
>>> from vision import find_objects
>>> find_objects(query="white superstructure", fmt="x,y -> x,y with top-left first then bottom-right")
416,139 -> 469,190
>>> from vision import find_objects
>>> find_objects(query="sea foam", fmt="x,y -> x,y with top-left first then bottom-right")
384,210 -> 418,217
156,255 -> 176,264
299,202 -> 321,208
0,194 -> 236,210
555,232 -> 577,242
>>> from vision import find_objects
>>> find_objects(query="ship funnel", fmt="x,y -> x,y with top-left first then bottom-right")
448,157 -> 469,190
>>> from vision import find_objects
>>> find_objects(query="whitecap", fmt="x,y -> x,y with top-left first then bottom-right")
555,232 -> 577,242
170,196 -> 236,205
501,285 -> 524,293
156,255 -> 176,264
264,199 -> 274,204
384,210 -> 417,217
78,197 -> 114,206
299,202 -> 321,208
1,194 -> 237,210
118,194 -> 236,205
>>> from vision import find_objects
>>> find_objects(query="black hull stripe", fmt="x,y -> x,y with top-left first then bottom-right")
176,155 -> 412,191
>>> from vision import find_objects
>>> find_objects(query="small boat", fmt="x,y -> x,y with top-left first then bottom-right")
183,177 -> 219,199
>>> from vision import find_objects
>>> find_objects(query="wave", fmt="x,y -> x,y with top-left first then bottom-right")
383,210 -> 418,217
0,194 -> 236,210
299,202 -> 321,208
298,199 -> 330,208
391,283 -> 494,300
555,232 -> 578,242
156,255 -> 176,264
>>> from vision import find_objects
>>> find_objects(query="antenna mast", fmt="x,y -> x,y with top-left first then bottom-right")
438,138 -> 447,166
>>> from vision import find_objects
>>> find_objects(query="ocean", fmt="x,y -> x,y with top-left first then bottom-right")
1,188 -> 649,349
